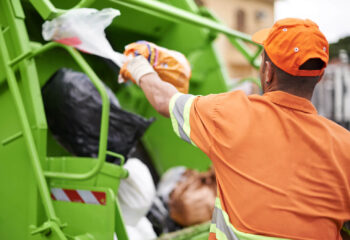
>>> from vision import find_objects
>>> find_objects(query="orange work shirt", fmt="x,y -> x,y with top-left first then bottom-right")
169,90 -> 350,240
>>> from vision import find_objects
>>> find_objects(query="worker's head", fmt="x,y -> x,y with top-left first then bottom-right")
252,18 -> 329,99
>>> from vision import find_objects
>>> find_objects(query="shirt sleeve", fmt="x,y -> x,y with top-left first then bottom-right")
169,93 -> 217,155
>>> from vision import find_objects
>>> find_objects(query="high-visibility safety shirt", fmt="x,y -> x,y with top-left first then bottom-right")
169,90 -> 350,240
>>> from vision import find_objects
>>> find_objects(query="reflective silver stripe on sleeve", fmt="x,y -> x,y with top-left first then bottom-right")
213,198 -> 289,240
212,207 -> 240,240
171,94 -> 196,144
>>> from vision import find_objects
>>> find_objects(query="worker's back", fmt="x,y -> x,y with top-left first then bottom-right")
197,90 -> 350,239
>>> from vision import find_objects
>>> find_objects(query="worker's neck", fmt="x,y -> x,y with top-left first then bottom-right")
265,87 -> 314,101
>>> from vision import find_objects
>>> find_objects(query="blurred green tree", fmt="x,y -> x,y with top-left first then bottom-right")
330,36 -> 350,60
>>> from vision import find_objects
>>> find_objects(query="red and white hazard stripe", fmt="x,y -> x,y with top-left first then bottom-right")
51,188 -> 106,205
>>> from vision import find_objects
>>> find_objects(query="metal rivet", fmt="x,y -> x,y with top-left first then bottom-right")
294,47 -> 299,52
323,47 -> 327,51
283,28 -> 287,32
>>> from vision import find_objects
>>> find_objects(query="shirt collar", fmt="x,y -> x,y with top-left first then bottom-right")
263,91 -> 318,114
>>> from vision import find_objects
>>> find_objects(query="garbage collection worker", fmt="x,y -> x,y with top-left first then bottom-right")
120,18 -> 350,240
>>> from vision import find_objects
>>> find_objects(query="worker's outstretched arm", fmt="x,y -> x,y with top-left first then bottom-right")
139,73 -> 178,118
122,55 -> 178,118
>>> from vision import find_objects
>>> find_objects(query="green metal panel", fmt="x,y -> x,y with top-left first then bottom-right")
0,137 -> 38,240
1,0 -> 128,239
46,157 -> 128,192
0,0 -> 50,239
50,185 -> 117,240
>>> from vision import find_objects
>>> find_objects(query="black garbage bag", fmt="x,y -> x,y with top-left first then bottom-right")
147,197 -> 182,236
42,68 -> 154,163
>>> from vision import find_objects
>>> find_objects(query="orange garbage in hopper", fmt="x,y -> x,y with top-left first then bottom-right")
120,41 -> 191,93
169,168 -> 217,227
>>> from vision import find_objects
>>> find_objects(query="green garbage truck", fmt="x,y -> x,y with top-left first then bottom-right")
0,0 -> 262,239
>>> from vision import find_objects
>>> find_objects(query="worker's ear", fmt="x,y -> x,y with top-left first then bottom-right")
264,60 -> 274,84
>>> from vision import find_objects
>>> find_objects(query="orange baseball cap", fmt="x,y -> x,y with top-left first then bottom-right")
252,18 -> 329,77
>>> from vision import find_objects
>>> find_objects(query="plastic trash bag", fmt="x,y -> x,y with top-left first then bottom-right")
119,41 -> 191,93
169,168 -> 217,227
146,167 -> 193,235
42,68 -> 153,161
133,217 -> 157,240
114,217 -> 157,240
157,166 -> 187,203
42,8 -> 126,67
118,158 -> 156,226
147,197 -> 169,235
147,197 -> 182,235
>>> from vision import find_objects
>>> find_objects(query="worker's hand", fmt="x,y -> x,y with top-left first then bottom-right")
118,41 -> 191,93
119,55 -> 156,85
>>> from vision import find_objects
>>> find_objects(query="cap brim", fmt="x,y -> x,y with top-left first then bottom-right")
252,28 -> 271,45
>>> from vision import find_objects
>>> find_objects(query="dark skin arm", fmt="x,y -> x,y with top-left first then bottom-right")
139,72 -> 179,118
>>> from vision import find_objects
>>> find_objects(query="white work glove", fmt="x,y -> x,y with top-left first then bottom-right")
119,55 -> 156,85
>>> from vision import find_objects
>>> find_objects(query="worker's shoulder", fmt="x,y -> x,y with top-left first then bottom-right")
317,115 -> 350,140
195,91 -> 266,116
199,90 -> 247,100
198,90 -> 255,106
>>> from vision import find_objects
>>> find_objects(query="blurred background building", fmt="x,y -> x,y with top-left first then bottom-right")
312,50 -> 350,129
196,0 -> 275,82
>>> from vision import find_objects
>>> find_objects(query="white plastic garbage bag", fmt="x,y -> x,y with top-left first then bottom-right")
42,8 -> 126,67
114,217 -> 156,240
157,166 -> 186,203
118,158 -> 156,226
131,217 -> 157,240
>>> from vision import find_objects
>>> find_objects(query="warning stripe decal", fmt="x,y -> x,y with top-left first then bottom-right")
50,193 -> 56,201
63,189 -> 84,203
91,191 -> 107,205
77,190 -> 100,205
51,188 -> 106,205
